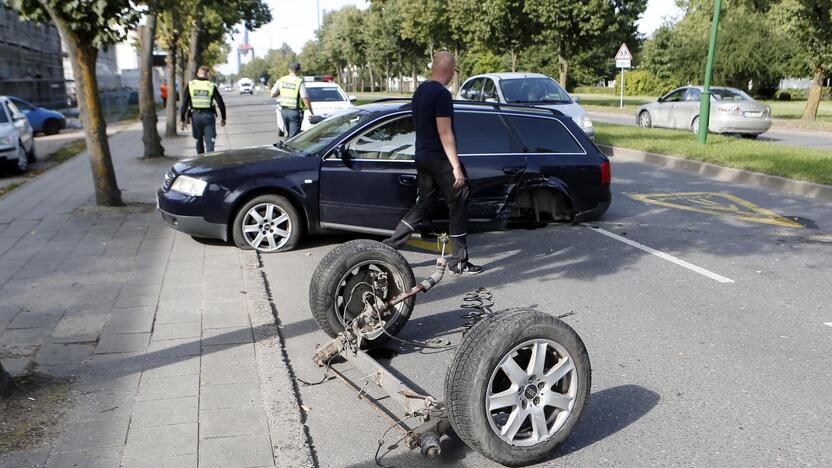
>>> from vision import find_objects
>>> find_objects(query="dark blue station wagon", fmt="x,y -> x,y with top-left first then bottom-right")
157,101 -> 611,253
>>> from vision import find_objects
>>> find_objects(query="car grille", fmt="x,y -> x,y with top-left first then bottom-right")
161,168 -> 176,192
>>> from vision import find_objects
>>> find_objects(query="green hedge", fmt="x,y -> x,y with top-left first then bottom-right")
614,70 -> 676,97
572,86 -> 616,95
776,88 -> 831,101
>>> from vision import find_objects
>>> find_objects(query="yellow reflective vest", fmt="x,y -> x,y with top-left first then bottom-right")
277,75 -> 303,109
188,79 -> 214,109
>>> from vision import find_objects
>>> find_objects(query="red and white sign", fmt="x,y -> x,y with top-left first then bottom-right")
615,43 -> 632,69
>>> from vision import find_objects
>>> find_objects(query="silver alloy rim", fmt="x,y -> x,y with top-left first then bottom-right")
17,144 -> 27,171
485,338 -> 578,447
242,202 -> 291,252
639,112 -> 650,127
333,259 -> 407,332
691,118 -> 699,133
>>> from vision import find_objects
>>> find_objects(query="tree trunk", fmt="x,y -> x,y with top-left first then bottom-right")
178,46 -> 187,107
802,69 -> 823,121
0,361 -> 12,398
165,30 -> 178,138
452,45 -> 460,93
558,53 -> 569,87
139,16 -> 164,158
511,50 -> 518,73
37,3 -> 122,206
411,60 -> 418,93
70,40 -> 123,205
184,3 -> 203,91
368,64 -> 375,93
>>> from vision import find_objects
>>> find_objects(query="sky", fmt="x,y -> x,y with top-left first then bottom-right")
218,0 -> 685,75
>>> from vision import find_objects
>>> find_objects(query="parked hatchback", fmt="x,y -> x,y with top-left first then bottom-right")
458,73 -> 595,139
8,97 -> 66,135
157,101 -> 611,253
636,86 -> 772,137
0,96 -> 36,173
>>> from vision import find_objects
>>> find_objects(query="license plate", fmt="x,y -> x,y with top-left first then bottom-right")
743,111 -> 763,118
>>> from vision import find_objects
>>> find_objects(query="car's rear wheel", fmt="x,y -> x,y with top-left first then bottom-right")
232,194 -> 301,253
43,119 -> 61,135
637,111 -> 652,128
691,116 -> 700,134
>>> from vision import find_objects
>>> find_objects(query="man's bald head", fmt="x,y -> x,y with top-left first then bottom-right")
430,52 -> 456,85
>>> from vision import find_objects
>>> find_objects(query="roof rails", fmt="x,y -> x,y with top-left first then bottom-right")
369,97 -> 564,117
452,100 -> 565,117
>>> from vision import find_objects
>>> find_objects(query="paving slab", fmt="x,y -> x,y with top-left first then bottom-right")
197,433 -> 275,468
131,396 -> 199,427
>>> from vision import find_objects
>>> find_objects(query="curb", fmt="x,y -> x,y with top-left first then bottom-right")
241,251 -> 316,468
598,144 -> 832,202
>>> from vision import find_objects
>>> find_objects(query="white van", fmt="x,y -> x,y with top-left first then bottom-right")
238,78 -> 254,95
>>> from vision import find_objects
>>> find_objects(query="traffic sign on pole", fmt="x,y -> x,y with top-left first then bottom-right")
615,43 -> 632,108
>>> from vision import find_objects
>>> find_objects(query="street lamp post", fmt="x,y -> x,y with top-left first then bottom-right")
698,0 -> 723,144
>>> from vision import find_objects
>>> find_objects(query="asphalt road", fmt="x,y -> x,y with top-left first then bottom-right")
225,94 -> 831,467
589,111 -> 832,151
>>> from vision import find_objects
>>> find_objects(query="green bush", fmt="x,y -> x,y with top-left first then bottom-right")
778,87 -> 831,101
614,69 -> 676,97
572,86 -> 615,95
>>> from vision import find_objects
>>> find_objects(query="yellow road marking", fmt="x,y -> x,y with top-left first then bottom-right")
628,192 -> 805,228
406,238 -> 452,254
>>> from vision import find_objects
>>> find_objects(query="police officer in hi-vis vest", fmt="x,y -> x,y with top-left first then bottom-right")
270,62 -> 313,138
181,66 -> 226,154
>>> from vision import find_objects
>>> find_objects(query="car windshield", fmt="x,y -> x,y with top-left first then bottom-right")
711,88 -> 751,101
280,108 -> 375,155
307,87 -> 346,102
500,78 -> 572,104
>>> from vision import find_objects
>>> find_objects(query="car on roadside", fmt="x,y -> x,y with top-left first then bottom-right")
7,97 -> 66,136
275,81 -> 357,136
457,72 -> 595,139
238,78 -> 254,95
157,101 -> 611,253
0,96 -> 36,173
636,86 -> 772,138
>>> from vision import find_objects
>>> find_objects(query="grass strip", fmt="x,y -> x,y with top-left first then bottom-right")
594,122 -> 832,186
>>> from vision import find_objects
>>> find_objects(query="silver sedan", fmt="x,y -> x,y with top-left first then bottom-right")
636,86 -> 772,138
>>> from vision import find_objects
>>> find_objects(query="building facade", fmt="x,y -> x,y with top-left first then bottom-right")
0,6 -> 66,107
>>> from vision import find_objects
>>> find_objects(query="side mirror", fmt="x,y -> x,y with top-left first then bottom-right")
348,95 -> 357,102
333,144 -> 347,160
657,97 -> 664,103
572,95 -> 580,103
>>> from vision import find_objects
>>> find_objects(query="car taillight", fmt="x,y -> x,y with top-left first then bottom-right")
600,161 -> 611,185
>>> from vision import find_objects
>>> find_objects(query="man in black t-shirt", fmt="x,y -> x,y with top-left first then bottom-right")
383,52 -> 481,275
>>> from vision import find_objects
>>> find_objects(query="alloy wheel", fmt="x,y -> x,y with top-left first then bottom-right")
485,338 -> 578,447
241,202 -> 292,252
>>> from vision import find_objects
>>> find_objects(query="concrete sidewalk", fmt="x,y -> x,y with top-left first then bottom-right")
0,114 -> 310,467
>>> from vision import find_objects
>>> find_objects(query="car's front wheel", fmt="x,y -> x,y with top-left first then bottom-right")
637,111 -> 652,128
232,194 -> 301,253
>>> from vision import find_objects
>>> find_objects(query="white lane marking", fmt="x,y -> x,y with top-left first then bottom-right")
588,227 -> 735,284
824,322 -> 832,328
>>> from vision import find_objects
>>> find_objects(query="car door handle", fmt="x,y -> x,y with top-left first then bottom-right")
399,174 -> 417,185
502,166 -> 523,175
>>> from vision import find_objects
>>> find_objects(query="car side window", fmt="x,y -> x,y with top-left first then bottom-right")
462,78 -> 484,101
455,112 -> 512,154
5,102 -> 20,120
507,116 -> 583,154
684,88 -> 701,102
11,99 -> 33,111
662,89 -> 686,103
346,117 -> 415,161
482,79 -> 498,102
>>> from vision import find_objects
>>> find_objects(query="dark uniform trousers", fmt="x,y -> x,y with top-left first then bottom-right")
383,159 -> 470,268
192,110 -> 217,154
281,108 -> 302,138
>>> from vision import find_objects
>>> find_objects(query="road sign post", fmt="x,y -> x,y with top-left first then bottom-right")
699,0 -> 723,145
615,43 -> 632,109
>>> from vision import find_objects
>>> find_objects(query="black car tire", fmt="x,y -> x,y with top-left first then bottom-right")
231,194 -> 301,253
26,140 -> 36,163
43,119 -> 61,136
11,141 -> 29,174
445,308 -> 591,466
691,116 -> 700,134
309,239 -> 415,346
637,111 -> 652,128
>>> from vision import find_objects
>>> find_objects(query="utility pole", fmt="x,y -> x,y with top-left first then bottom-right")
698,0 -> 723,145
